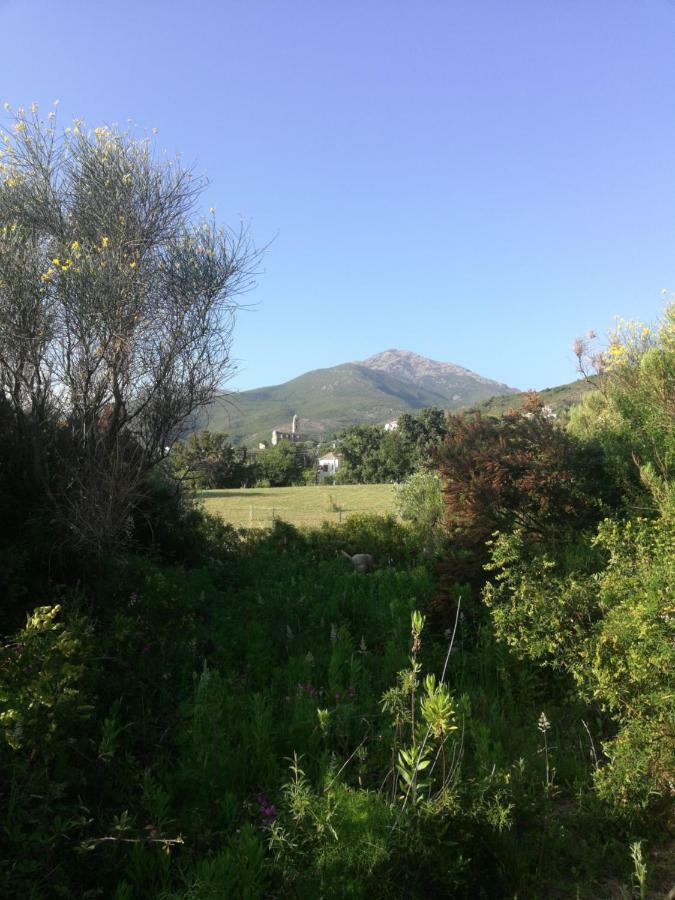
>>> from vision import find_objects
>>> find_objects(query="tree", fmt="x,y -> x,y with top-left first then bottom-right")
257,442 -> 305,487
397,407 -> 448,466
171,430 -> 247,489
336,411 -> 448,484
336,425 -> 385,483
432,393 -> 617,595
0,104 -> 260,555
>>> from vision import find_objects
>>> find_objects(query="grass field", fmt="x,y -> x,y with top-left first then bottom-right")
200,483 -> 396,528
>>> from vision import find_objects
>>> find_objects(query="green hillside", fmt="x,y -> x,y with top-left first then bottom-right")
200,350 -> 519,445
469,377 -> 597,418
202,364 -> 452,444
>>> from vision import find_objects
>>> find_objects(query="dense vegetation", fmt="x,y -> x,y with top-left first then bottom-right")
1,110 -> 673,897
336,408 -> 448,484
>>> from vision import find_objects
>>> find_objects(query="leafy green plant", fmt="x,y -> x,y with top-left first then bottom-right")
630,840 -> 648,900
393,469 -> 444,550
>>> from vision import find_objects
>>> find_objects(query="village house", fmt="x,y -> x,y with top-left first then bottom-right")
317,451 -> 341,482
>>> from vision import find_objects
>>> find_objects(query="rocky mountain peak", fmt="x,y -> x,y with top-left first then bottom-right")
358,349 -> 517,391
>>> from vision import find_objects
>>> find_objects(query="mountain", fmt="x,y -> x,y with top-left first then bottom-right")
200,349 -> 519,445
359,350 -> 517,402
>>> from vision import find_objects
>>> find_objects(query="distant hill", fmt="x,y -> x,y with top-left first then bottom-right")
468,377 -> 597,419
201,349 -> 519,445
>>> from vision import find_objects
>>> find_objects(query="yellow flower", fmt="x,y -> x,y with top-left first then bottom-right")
101,236 -> 110,248
129,261 -> 137,269
51,258 -> 60,266
70,240 -> 80,252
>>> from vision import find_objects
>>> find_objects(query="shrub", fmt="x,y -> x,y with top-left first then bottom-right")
484,513 -> 674,815
437,396 -> 614,560
393,470 -> 444,549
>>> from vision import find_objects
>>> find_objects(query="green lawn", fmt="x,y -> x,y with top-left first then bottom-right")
200,483 -> 396,528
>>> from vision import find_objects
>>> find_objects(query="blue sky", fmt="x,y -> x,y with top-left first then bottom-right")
2,0 -> 675,391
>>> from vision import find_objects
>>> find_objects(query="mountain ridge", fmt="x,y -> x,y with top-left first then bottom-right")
201,349 -> 519,444
358,349 -> 517,392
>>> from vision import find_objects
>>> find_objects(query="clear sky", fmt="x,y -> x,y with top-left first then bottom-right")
2,0 -> 675,391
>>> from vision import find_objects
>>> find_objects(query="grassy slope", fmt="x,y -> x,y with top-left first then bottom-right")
469,377 -> 597,418
200,483 -> 395,528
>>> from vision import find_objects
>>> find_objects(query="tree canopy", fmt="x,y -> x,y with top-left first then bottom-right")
0,106 -> 260,555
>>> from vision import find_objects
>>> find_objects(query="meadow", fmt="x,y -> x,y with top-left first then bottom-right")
200,483 -> 396,528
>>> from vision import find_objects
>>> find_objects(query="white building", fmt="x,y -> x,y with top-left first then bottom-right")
271,413 -> 305,446
317,451 -> 341,481
384,419 -> 399,431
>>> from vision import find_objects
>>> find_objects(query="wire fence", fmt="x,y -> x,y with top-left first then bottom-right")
243,505 -> 347,527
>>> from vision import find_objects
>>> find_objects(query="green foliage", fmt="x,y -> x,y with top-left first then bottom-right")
335,424 -> 390,483
256,442 -> 306,487
0,602 -> 96,894
0,511 -> 653,897
397,407 -> 448,464
486,512 -> 674,814
571,303 -> 675,503
131,467 -> 240,565
3,307 -> 673,898
0,604 -> 88,753
0,108 -> 259,562
393,470 -> 444,549
336,409 -> 448,484
170,430 -> 251,489
483,306 -> 675,819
